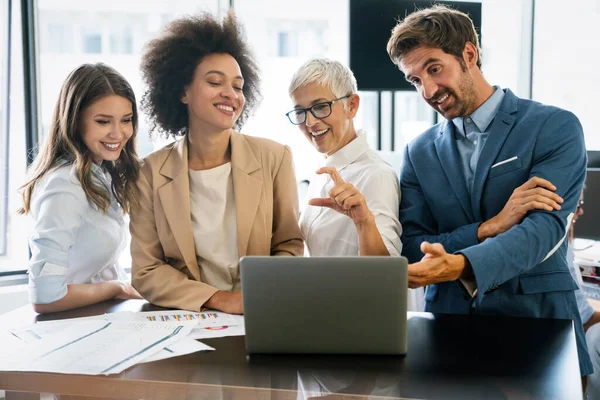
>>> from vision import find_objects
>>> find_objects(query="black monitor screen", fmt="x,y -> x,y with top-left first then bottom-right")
349,0 -> 482,91
574,168 -> 600,241
588,151 -> 600,168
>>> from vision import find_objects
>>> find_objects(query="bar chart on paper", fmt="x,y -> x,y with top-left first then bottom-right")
137,310 -> 245,330
145,312 -> 221,322
137,310 -> 246,339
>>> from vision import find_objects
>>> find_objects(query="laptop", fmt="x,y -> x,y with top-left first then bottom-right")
240,256 -> 408,355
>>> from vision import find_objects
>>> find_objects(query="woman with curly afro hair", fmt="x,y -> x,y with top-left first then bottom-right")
130,11 -> 304,314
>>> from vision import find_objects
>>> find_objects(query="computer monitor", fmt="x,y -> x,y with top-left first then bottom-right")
574,168 -> 600,240
588,151 -> 600,168
349,0 -> 482,91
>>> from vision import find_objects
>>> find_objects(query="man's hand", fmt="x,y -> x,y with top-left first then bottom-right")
308,167 -> 375,226
408,242 -> 470,288
478,177 -> 563,241
205,291 -> 243,314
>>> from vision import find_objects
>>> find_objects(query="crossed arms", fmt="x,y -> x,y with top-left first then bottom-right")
401,110 -> 587,297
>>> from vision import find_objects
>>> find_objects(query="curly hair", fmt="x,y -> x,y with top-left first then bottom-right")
140,10 -> 261,138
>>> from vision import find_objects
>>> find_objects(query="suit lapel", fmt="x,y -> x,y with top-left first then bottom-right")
470,90 -> 518,219
231,132 -> 263,258
434,121 -> 475,222
157,138 -> 200,280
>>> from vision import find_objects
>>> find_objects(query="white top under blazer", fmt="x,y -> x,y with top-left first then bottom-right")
188,162 -> 240,292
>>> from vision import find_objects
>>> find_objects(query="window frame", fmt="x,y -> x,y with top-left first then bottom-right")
0,0 -> 13,256
0,0 -> 38,276
22,0 -> 39,166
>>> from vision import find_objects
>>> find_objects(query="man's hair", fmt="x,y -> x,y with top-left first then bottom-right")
288,58 -> 357,103
387,4 -> 482,70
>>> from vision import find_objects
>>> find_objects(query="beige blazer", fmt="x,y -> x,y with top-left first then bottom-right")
130,132 -> 304,311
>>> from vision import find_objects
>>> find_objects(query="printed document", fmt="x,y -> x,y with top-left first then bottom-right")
0,320 -> 192,375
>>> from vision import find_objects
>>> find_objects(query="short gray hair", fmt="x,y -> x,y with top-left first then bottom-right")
288,58 -> 357,99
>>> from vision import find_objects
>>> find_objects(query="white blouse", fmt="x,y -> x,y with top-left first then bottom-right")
300,132 -> 403,256
189,162 -> 240,292
300,133 -> 424,312
28,163 -> 127,304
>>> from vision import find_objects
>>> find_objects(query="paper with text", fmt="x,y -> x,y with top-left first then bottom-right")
0,320 -> 192,375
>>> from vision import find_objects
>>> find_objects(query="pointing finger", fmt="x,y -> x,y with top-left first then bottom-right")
316,167 -> 345,186
308,197 -> 336,209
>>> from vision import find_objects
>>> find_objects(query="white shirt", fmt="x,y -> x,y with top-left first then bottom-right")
300,132 -> 402,256
189,162 -> 240,292
28,163 -> 127,304
567,242 -> 595,324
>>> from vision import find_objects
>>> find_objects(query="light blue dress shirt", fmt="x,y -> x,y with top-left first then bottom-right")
452,86 -> 505,192
27,163 -> 127,304
567,243 -> 595,324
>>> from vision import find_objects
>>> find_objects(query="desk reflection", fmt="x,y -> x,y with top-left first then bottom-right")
0,301 -> 583,400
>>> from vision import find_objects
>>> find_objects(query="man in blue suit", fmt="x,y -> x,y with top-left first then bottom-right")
386,5 -> 593,377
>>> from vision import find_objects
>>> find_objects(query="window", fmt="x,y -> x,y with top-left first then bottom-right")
2,0 -> 544,275
110,27 -> 133,55
234,0 -> 348,180
38,10 -> 75,54
46,23 -> 72,53
277,31 -> 296,57
36,0 -> 224,150
0,0 -> 28,272
0,0 -> 10,256
267,19 -> 328,59
82,28 -> 102,54
234,0 -> 530,179
533,0 -> 600,150
32,0 -> 225,271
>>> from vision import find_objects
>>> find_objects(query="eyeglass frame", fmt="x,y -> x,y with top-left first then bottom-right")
285,95 -> 351,125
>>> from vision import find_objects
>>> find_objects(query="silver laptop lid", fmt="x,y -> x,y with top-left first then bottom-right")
240,256 -> 408,355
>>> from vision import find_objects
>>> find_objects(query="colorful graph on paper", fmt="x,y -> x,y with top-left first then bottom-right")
145,312 -> 220,322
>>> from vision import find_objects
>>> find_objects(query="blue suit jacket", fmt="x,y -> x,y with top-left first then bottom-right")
400,88 -> 592,375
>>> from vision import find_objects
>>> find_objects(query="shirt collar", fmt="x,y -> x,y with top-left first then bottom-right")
452,86 -> 504,137
91,162 -> 111,186
323,130 -> 369,170
91,162 -> 104,175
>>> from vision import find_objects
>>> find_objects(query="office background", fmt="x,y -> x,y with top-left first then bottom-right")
1,0 -> 599,280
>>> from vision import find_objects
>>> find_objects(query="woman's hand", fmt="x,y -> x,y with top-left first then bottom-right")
204,291 -> 243,314
33,281 -> 143,314
114,281 -> 143,300
308,167 -> 375,226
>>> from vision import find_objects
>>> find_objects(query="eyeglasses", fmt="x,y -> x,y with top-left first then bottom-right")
286,95 -> 350,125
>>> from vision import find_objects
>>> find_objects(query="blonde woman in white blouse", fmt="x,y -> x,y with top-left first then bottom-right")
287,58 -> 402,258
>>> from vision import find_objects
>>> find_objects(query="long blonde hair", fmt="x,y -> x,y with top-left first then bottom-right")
19,63 -> 141,215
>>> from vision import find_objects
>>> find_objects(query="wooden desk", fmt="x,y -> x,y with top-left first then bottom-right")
0,300 -> 582,400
